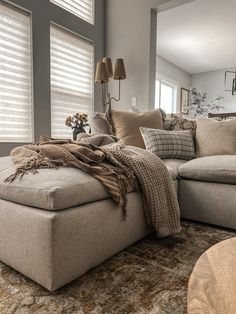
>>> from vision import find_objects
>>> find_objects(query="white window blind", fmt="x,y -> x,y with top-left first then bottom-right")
50,25 -> 94,138
0,3 -> 33,143
51,0 -> 94,24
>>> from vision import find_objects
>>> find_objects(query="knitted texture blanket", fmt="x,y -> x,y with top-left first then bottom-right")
5,134 -> 181,237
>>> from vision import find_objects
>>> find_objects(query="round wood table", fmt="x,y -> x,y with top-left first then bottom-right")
188,237 -> 236,314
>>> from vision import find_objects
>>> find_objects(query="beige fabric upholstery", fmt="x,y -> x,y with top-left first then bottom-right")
196,118 -> 236,157
179,180 -> 236,229
110,109 -> 164,148
163,159 -> 187,180
0,157 -> 110,210
179,155 -> 236,184
0,192 -> 151,291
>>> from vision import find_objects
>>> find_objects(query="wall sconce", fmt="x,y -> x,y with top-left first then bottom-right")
224,68 -> 236,96
95,57 -> 126,109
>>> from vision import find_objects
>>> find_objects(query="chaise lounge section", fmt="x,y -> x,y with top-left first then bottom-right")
0,157 -> 156,291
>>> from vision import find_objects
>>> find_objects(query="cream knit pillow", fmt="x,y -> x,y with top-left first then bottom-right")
196,117 -> 236,157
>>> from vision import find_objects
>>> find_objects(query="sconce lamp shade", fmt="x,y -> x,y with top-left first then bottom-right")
113,58 -> 126,80
95,62 -> 108,84
103,57 -> 113,78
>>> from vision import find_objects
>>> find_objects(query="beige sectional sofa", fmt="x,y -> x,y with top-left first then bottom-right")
0,152 -> 235,291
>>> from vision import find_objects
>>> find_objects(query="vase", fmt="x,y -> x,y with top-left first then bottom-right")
72,127 -> 86,141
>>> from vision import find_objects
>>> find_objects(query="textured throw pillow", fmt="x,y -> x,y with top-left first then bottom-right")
90,112 -> 111,135
107,109 -> 164,148
170,113 -> 197,136
140,128 -> 195,160
196,118 -> 236,157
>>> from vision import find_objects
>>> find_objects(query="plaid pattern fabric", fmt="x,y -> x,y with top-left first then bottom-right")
140,127 -> 195,160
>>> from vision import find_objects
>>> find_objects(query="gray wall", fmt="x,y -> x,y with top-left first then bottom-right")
191,69 -> 236,113
156,55 -> 191,111
105,0 -> 195,112
0,0 -> 105,156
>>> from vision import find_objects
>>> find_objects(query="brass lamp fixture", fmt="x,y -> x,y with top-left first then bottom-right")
95,57 -> 126,109
224,68 -> 236,95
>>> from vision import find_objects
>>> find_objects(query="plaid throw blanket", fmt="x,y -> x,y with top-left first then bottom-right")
5,134 -> 181,237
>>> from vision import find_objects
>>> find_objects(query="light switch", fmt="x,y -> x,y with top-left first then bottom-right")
131,97 -> 137,107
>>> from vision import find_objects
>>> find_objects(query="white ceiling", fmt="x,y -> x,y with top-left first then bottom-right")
157,0 -> 236,74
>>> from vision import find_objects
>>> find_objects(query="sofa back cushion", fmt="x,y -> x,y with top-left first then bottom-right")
196,117 -> 236,157
107,109 -> 164,148
140,128 -> 195,160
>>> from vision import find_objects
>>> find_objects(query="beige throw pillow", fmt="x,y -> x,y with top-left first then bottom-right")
196,117 -> 236,157
108,109 -> 164,148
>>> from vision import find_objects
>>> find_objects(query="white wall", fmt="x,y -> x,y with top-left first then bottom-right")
156,55 -> 191,111
105,0 -> 194,112
191,69 -> 236,113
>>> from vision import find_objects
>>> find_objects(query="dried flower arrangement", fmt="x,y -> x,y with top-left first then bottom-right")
65,113 -> 89,141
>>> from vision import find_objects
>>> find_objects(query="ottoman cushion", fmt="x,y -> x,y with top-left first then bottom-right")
0,157 -> 110,210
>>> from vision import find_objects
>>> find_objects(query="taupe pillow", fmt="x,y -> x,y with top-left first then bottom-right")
108,109 -> 164,148
140,128 -> 195,160
196,118 -> 236,157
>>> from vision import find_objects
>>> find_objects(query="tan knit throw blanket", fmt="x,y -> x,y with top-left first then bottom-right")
5,134 -> 181,237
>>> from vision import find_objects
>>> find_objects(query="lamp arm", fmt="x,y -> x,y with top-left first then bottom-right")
110,79 -> 121,102
101,79 -> 122,110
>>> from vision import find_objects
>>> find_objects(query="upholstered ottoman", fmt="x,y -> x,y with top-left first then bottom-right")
0,157 -> 152,291
0,157 -> 179,291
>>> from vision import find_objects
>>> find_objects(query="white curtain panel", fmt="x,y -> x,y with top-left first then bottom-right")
0,3 -> 32,143
50,0 -> 94,24
50,25 -> 94,138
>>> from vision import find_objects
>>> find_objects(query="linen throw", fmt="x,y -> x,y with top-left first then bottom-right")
5,134 -> 181,237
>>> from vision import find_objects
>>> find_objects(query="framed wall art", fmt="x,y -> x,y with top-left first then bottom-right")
180,88 -> 189,114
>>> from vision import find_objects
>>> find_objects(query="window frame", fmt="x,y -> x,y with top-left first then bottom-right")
50,0 -> 95,25
0,1 -> 34,143
155,74 -> 178,113
0,0 -> 104,156
50,23 -> 94,138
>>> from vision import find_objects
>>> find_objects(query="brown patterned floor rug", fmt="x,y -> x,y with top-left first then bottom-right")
0,220 -> 235,314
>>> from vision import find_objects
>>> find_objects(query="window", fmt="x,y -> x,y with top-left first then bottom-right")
0,3 -> 33,142
51,0 -> 94,24
155,79 -> 177,113
50,25 -> 94,138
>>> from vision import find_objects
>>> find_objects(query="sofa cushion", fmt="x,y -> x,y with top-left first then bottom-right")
196,117 -> 236,157
163,159 -> 187,180
0,157 -> 110,210
179,155 -> 236,184
107,109 -> 164,148
0,154 -> 178,211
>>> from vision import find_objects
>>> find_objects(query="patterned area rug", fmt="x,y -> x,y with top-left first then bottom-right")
0,220 -> 235,314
